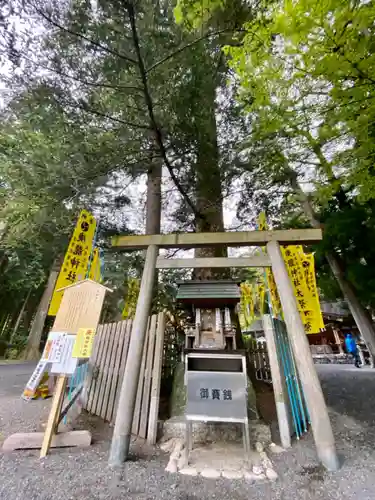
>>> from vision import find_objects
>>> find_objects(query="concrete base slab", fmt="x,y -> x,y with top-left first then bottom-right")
164,439 -> 275,482
188,442 -> 259,472
222,470 -> 243,480
200,468 -> 221,479
179,467 -> 198,476
162,416 -> 271,446
2,430 -> 92,452
244,471 -> 264,482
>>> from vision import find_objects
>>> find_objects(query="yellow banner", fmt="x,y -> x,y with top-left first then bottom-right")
258,212 -> 283,317
122,278 -> 140,319
89,248 -> 102,283
265,268 -> 282,317
257,212 -> 324,334
48,210 -> 96,316
72,327 -> 96,358
300,253 -> 325,330
258,211 -> 268,231
240,282 -> 266,328
240,283 -> 253,328
281,246 -> 324,334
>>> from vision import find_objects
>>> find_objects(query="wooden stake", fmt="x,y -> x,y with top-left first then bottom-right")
267,241 -> 339,471
139,314 -> 157,439
147,312 -> 166,445
131,320 -> 150,436
40,375 -> 67,458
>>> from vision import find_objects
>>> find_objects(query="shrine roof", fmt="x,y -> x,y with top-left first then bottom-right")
176,280 -> 241,303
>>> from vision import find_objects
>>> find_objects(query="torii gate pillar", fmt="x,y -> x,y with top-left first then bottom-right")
267,240 -> 339,471
109,244 -> 158,466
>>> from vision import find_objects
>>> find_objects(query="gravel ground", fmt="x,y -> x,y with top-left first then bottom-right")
1,362 -> 375,499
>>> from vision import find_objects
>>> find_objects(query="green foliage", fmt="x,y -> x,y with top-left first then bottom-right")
225,0 -> 375,203
3,0 -> 375,332
174,0 -> 225,26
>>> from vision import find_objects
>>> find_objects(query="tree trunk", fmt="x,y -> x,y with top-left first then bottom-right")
146,158 -> 162,235
290,174 -> 375,357
10,289 -> 32,343
0,313 -> 8,335
145,157 -> 162,305
0,222 -> 9,274
23,288 -> 44,333
1,314 -> 11,338
194,84 -> 226,279
325,252 -> 375,356
23,263 -> 59,360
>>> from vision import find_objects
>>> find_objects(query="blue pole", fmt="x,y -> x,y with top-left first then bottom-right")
274,318 -> 302,438
282,328 -> 309,432
260,266 -> 302,437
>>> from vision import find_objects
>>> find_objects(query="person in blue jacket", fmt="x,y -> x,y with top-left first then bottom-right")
345,332 -> 361,368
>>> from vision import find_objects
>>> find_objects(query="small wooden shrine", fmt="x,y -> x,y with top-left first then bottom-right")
176,280 -> 241,350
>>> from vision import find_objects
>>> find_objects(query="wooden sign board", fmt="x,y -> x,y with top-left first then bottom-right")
52,279 -> 112,333
40,279 -> 111,458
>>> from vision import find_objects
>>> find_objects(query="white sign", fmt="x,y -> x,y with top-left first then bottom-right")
42,331 -> 67,363
51,334 -> 78,375
22,360 -> 50,400
53,333 -> 66,362
186,371 -> 247,421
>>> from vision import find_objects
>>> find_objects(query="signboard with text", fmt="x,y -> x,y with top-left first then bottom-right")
48,210 -> 96,316
72,328 -> 96,358
186,371 -> 247,421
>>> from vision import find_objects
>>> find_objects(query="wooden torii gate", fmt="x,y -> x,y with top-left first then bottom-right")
108,229 -> 339,471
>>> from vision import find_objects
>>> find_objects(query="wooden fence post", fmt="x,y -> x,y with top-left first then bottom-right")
147,312 -> 166,445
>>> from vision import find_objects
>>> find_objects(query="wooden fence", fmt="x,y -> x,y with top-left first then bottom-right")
84,312 -> 165,444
